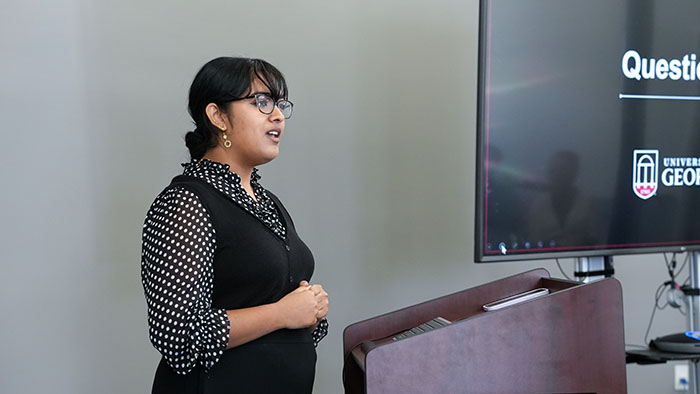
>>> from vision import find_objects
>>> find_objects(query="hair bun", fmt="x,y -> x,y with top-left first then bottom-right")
185,129 -> 208,160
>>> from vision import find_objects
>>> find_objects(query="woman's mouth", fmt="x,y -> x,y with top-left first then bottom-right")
266,130 -> 281,142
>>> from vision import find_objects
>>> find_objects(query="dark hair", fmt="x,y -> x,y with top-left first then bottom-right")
185,57 -> 288,160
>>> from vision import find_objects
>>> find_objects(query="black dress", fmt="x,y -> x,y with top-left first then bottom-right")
141,160 -> 327,394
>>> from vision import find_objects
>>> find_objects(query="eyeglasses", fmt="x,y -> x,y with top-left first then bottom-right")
232,93 -> 293,119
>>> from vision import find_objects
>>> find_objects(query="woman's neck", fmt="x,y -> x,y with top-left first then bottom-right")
202,148 -> 257,200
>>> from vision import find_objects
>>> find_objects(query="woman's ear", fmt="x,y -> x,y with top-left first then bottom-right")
205,103 -> 227,131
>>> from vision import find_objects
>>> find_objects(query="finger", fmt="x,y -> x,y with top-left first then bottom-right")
310,285 -> 322,295
314,289 -> 328,300
293,285 -> 310,293
299,280 -> 309,287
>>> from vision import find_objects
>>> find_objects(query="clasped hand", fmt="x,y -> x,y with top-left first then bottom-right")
277,280 -> 329,329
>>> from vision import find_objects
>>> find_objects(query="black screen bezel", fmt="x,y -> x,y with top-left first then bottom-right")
473,0 -> 700,263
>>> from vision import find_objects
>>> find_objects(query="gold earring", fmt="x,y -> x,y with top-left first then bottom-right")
222,133 -> 232,148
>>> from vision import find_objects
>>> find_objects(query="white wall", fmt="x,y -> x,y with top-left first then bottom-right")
0,0 -> 689,392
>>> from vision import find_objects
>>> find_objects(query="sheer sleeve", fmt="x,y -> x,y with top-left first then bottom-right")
141,186 -> 230,374
312,319 -> 329,346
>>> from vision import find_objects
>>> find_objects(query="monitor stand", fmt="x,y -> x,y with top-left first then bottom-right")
622,251 -> 700,394
573,256 -> 614,283
687,251 -> 700,394
580,253 -> 700,393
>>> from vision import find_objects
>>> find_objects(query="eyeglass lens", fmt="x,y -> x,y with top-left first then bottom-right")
256,94 -> 293,119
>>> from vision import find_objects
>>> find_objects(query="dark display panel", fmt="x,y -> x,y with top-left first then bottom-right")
476,0 -> 700,262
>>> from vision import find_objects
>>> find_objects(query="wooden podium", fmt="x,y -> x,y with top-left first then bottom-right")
343,269 -> 627,394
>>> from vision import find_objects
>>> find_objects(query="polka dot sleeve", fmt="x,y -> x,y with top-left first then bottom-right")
312,319 -> 328,346
141,187 -> 230,374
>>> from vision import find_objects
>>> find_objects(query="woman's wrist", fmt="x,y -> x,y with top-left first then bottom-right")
269,300 -> 290,329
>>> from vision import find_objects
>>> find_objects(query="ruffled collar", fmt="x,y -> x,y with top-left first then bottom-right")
179,159 -> 286,240
182,159 -> 261,187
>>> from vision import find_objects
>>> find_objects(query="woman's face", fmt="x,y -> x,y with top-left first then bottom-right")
223,79 -> 286,167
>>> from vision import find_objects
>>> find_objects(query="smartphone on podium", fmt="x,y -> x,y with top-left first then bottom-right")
482,288 -> 550,312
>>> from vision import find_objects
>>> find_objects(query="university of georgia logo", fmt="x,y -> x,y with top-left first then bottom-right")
633,149 -> 659,200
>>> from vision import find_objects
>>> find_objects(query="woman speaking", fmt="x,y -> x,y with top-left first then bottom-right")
141,57 -> 329,393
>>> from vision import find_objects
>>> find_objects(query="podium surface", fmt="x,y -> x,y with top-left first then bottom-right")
343,269 -> 627,394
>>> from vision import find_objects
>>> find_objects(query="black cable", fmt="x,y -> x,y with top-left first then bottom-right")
643,253 -> 693,345
664,252 -> 678,285
675,254 -> 690,316
656,282 -> 669,310
555,258 -> 573,281
678,253 -> 691,286
678,252 -> 690,275
644,282 -> 669,345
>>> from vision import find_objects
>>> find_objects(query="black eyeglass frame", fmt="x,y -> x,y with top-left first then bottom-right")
229,93 -> 294,119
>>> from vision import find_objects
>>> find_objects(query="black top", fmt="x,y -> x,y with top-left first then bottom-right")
141,160 -> 327,393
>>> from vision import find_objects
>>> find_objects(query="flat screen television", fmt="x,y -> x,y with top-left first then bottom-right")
475,0 -> 700,262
